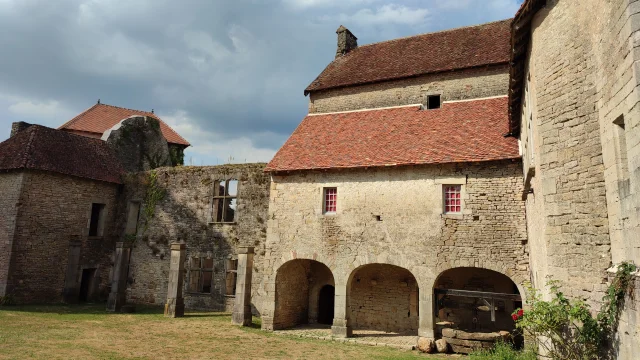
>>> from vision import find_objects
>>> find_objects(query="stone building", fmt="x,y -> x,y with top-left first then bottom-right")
510,0 -> 640,357
0,125 -> 124,303
58,101 -> 190,166
258,19 -> 530,351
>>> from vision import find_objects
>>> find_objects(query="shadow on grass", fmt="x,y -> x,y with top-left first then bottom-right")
182,313 -> 230,318
1,303 -> 239,320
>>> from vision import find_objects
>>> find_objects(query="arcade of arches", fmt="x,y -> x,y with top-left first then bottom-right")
271,262 -> 521,343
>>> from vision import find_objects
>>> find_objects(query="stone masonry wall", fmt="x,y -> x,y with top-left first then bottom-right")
349,264 -> 419,333
308,65 -> 508,113
8,170 -> 119,303
523,0 -> 612,305
117,164 -> 269,312
0,172 -> 24,297
260,160 -> 528,334
273,260 -> 310,329
522,0 -> 640,356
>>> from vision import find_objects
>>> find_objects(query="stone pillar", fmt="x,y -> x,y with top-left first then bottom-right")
107,242 -> 132,312
62,239 -> 82,303
260,278 -> 276,331
232,246 -> 254,326
418,288 -> 435,339
164,243 -> 186,318
331,283 -> 352,337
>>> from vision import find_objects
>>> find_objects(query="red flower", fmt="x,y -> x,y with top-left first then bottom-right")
517,309 -> 524,317
512,314 -> 518,321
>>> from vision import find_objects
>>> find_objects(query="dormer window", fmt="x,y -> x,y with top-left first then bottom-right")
427,95 -> 441,110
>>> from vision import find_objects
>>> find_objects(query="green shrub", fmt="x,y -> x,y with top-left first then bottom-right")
469,342 -> 537,360
513,262 -> 636,360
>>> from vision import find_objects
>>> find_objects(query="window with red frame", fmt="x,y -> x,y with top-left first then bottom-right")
324,188 -> 337,213
444,185 -> 462,213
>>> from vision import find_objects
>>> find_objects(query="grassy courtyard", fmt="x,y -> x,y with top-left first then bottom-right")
0,304 -> 440,360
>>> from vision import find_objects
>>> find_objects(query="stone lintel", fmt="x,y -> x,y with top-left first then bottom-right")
236,246 -> 254,254
170,243 -> 186,251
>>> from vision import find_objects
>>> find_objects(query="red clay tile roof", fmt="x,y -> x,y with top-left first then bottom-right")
265,97 -> 519,172
0,125 -> 124,183
305,19 -> 512,95
59,103 -> 190,146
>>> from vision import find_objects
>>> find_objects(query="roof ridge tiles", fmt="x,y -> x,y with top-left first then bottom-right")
357,18 -> 512,49
22,126 -> 38,168
305,18 -> 513,94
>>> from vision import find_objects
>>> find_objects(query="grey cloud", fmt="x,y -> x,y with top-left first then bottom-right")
0,0 -> 522,164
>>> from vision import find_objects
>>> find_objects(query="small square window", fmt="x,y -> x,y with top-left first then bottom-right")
443,185 -> 462,214
427,95 -> 441,110
323,188 -> 337,214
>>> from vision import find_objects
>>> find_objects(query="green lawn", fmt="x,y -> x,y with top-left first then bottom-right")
0,304 -> 441,360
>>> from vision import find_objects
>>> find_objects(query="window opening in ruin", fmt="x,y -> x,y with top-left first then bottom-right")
317,284 -> 335,325
88,203 -> 106,237
427,95 -> 441,109
79,268 -> 97,302
323,188 -> 337,214
188,257 -> 214,293
211,179 -> 238,223
443,185 -> 462,214
613,115 -> 629,185
125,201 -> 140,235
225,258 -> 238,296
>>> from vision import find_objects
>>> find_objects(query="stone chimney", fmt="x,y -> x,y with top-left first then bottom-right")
336,25 -> 358,58
10,121 -> 33,138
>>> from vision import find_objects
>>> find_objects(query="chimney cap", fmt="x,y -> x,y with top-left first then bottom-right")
336,25 -> 357,39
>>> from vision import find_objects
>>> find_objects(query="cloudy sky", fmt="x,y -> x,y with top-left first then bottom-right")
0,0 -> 522,165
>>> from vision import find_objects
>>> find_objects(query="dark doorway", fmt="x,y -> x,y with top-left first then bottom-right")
79,268 -> 96,302
317,285 -> 335,325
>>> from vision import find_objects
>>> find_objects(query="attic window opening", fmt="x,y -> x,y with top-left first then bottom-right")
427,95 -> 441,110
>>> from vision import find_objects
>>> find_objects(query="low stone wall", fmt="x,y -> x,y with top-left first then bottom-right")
441,328 -> 510,354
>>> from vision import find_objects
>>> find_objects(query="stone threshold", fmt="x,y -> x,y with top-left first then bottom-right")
272,327 -> 418,351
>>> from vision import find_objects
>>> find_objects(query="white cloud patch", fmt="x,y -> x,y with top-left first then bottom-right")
283,0 -> 378,10
6,97 -> 75,127
160,110 -> 278,165
320,4 -> 430,26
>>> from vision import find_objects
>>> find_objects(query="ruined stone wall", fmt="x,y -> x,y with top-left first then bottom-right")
349,264 -> 418,333
0,172 -> 24,297
260,160 -> 528,333
308,65 -> 508,113
7,170 -> 119,303
117,164 -> 269,312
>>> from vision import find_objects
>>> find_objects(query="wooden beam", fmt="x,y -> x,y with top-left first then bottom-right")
434,288 -> 522,301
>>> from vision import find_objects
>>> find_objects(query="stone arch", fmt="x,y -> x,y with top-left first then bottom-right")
346,263 -> 420,334
272,258 -> 335,330
432,267 -> 524,337
432,264 -> 528,303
